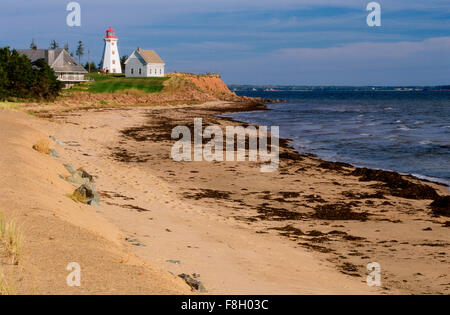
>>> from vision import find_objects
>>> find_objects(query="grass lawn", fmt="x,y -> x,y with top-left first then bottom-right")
77,74 -> 169,94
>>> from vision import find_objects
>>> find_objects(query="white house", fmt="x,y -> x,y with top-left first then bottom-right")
124,48 -> 165,77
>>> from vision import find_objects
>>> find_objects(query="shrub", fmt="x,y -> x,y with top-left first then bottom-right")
0,214 -> 22,265
0,47 -> 63,101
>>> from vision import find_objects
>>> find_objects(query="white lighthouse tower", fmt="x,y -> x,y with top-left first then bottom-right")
101,27 -> 122,74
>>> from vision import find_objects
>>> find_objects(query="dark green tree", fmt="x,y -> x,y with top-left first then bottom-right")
120,55 -> 128,72
76,40 -> 84,63
0,47 -> 63,101
32,59 -> 63,100
84,62 -> 98,73
0,64 -> 7,100
64,42 -> 69,52
0,47 -> 35,98
50,40 -> 59,49
30,39 -> 37,50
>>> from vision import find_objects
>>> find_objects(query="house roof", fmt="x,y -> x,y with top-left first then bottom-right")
136,49 -> 165,64
17,49 -> 88,73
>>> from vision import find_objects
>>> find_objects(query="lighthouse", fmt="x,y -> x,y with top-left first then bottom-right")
101,27 -> 122,74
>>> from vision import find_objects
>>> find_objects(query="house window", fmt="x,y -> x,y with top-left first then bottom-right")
139,68 -> 142,75
131,68 -> 134,74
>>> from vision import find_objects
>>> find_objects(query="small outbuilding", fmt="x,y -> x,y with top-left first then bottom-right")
124,47 -> 165,78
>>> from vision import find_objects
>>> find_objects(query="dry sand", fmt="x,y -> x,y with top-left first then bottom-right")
1,101 -> 448,294
0,109 -> 189,294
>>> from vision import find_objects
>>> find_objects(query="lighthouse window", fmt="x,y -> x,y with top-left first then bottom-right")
112,60 -> 116,64
112,51 -> 115,55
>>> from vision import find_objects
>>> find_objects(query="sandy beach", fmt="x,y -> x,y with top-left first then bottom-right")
2,100 -> 447,294
1,0 -> 449,298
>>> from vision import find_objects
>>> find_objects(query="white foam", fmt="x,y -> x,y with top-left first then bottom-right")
411,173 -> 450,188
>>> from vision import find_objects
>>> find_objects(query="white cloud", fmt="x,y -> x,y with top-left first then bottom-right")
275,37 -> 450,64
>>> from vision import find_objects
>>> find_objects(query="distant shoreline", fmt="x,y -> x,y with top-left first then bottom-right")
229,85 -> 450,92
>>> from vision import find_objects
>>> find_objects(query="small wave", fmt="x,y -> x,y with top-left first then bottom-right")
232,92 -> 449,189
411,174 -> 450,187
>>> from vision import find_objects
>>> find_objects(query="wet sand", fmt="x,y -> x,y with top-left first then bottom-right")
39,101 -> 450,294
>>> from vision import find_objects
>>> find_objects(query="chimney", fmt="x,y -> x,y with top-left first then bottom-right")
47,50 -> 55,64
137,47 -> 141,52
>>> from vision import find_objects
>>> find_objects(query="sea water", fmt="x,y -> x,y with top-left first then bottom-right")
226,90 -> 450,186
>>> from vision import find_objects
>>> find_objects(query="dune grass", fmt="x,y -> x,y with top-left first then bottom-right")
75,74 -> 169,94
0,102 -> 21,110
0,214 -> 22,266
0,273 -> 14,295
32,139 -> 51,155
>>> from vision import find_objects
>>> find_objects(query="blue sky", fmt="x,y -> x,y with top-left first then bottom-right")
0,0 -> 449,85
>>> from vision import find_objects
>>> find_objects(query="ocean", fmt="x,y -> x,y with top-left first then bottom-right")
226,90 -> 450,186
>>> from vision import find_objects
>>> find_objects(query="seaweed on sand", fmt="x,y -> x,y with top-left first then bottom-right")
313,203 -> 369,221
351,168 -> 439,200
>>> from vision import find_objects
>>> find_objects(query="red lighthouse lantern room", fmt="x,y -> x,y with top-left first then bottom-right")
106,27 -> 117,39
